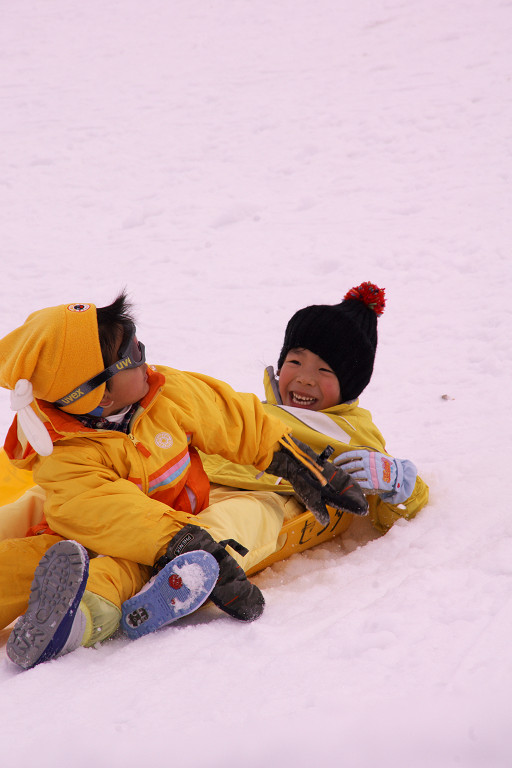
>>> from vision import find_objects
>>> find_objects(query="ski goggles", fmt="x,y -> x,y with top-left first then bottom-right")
53,322 -> 146,409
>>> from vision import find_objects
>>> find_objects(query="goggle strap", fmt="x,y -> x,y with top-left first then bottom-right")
51,333 -> 145,409
52,365 -> 119,408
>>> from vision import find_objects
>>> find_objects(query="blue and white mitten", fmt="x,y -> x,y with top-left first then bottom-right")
334,450 -> 417,505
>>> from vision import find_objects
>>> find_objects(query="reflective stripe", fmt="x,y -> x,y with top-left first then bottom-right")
148,453 -> 191,493
275,405 -> 352,443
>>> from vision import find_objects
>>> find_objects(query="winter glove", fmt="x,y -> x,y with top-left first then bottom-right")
334,450 -> 417,505
265,435 -> 369,526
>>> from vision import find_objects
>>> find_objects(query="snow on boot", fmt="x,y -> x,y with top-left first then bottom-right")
7,540 -> 89,670
156,524 -> 265,622
121,550 -> 220,640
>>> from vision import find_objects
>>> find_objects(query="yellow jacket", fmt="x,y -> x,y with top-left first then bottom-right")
202,368 -> 429,533
4,366 -> 288,563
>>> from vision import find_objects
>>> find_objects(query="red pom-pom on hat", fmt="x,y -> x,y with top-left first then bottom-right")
343,282 -> 386,316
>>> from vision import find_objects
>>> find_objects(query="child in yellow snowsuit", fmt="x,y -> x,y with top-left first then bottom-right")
201,281 -> 429,569
0,293 -> 366,669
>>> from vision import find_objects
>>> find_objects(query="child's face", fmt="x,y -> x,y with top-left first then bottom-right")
100,329 -> 149,416
101,363 -> 149,416
278,348 -> 340,411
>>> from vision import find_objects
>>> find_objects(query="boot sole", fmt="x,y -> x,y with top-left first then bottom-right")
7,540 -> 89,670
121,550 -> 219,639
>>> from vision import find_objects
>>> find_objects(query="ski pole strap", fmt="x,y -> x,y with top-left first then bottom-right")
317,445 -> 335,464
219,539 -> 249,558
277,434 -> 331,488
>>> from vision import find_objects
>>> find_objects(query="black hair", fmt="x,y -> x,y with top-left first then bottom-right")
96,291 -> 136,388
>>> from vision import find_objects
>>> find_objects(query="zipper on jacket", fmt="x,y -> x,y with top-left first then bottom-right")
128,433 -> 151,457
125,383 -> 162,460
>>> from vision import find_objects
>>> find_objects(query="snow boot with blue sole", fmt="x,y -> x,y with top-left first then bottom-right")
121,550 -> 220,640
156,524 -> 265,622
6,539 -> 89,670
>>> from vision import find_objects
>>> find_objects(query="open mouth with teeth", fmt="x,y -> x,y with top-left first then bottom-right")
289,391 -> 318,407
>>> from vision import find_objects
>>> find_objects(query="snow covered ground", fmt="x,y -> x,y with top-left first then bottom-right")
1,1 -> 511,765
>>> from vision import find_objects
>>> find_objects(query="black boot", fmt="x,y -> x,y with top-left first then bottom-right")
155,525 -> 264,622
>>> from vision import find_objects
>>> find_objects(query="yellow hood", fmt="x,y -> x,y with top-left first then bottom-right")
0,301 -> 105,415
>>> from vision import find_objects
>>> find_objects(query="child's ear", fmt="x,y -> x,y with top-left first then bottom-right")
99,392 -> 114,408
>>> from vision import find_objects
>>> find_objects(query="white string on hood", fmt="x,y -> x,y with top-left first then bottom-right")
10,379 -> 54,456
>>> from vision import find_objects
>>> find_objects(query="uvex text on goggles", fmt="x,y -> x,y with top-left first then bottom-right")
52,322 -> 146,408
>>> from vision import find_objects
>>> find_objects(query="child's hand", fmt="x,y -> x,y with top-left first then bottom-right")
334,450 -> 417,505
266,435 -> 369,525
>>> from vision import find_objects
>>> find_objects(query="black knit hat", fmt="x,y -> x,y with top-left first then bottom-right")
277,282 -> 386,403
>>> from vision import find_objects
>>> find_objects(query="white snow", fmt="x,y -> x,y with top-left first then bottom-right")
172,559 -> 217,609
1,1 -> 511,766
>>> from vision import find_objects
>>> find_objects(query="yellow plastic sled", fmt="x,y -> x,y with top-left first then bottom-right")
247,506 -> 352,575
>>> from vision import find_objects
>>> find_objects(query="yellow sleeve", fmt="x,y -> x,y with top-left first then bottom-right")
161,368 -> 289,470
